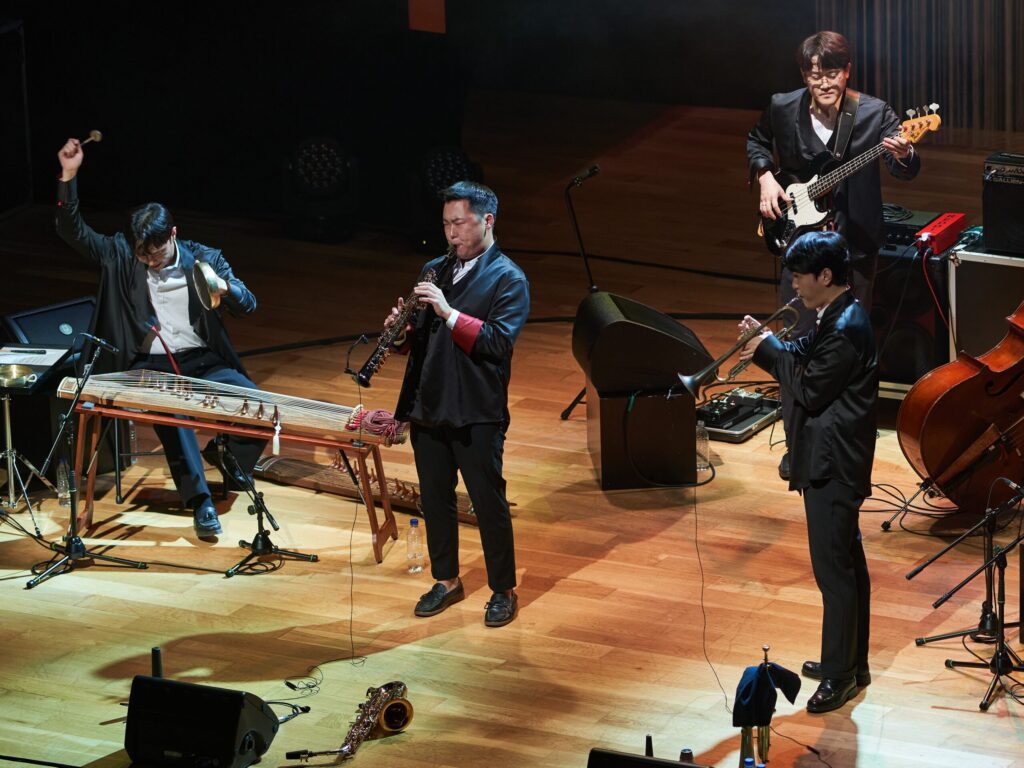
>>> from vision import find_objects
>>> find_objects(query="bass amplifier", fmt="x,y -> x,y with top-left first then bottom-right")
982,152 -> 1024,255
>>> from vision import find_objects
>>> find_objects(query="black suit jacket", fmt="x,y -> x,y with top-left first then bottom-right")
753,292 -> 878,497
395,243 -> 529,428
747,88 -> 921,256
55,178 -> 255,375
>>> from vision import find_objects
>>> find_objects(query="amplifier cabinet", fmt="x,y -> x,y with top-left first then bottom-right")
948,248 -> 1024,358
982,152 -> 1024,256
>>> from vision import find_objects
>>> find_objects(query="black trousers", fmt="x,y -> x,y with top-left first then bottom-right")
803,477 -> 871,680
778,254 -> 877,442
410,422 -> 516,593
131,348 -> 266,509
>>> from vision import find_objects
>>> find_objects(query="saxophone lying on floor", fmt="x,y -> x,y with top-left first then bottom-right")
285,681 -> 413,761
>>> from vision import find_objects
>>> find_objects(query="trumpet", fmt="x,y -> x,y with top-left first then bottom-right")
677,298 -> 802,398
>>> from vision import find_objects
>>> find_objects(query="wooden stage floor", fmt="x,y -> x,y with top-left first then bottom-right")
1,93 -> 1023,767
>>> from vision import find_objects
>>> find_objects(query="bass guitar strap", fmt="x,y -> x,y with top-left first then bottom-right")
832,88 -> 860,160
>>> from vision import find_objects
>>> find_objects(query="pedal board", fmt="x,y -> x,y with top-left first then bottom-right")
697,388 -> 781,443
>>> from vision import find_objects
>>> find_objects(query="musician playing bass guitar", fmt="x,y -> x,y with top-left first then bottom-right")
746,30 -> 920,480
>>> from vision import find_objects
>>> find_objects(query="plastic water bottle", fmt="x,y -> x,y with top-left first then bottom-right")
56,456 -> 71,507
695,420 -> 710,472
406,518 -> 424,574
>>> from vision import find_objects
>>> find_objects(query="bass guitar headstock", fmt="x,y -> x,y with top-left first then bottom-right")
900,103 -> 942,143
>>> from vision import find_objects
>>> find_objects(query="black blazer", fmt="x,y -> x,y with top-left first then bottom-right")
747,88 -> 921,256
395,243 -> 529,428
55,178 -> 256,375
753,291 -> 878,497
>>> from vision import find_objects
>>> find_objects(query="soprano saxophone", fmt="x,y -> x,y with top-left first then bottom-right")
285,681 -> 413,762
354,246 -> 456,388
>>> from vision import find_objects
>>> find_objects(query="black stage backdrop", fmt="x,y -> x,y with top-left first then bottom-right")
1,0 -> 813,217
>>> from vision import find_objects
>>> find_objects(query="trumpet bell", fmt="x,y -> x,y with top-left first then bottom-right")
192,261 -> 221,310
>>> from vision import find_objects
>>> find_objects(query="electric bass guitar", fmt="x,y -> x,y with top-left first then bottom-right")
759,107 -> 941,256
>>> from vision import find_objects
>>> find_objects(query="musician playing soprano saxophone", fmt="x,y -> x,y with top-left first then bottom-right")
55,138 -> 265,539
739,231 -> 877,714
747,30 -> 919,481
385,181 -> 529,627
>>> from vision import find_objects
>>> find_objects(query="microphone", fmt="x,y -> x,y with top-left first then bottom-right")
569,164 -> 600,187
80,332 -> 119,354
998,477 -> 1024,495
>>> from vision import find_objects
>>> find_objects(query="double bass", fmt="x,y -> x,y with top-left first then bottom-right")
897,300 -> 1024,512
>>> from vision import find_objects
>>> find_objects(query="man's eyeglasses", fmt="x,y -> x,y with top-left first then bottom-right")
804,68 -> 846,84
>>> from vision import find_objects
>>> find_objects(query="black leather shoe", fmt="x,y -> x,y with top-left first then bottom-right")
484,592 -> 518,627
778,452 -> 791,480
414,581 -> 465,617
202,439 -> 251,492
806,677 -> 858,713
193,500 -> 222,539
801,660 -> 871,687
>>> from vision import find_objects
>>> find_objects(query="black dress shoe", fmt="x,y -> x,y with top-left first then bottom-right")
801,660 -> 871,687
778,452 -> 791,480
484,592 -> 518,627
193,500 -> 223,539
806,677 -> 858,713
202,440 -> 251,491
414,581 -> 465,617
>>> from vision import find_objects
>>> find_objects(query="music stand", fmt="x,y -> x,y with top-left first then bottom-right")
222,446 -> 318,577
26,344 -> 147,589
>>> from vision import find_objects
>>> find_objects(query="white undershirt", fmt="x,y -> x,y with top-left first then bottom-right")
810,108 -> 835,147
145,243 -> 206,353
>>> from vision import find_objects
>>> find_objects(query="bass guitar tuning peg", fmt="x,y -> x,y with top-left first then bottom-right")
929,102 -> 940,112
906,108 -> 917,118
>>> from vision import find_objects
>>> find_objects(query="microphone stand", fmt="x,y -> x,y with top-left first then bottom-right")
930,495 -> 1024,710
906,491 -> 1021,648
560,166 -> 599,421
26,345 -> 147,589
224,446 -> 318,577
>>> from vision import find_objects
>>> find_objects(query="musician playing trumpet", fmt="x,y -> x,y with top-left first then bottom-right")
384,181 -> 529,628
740,231 -> 877,714
55,138 -> 265,539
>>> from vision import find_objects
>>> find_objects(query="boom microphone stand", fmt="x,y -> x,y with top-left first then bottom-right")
26,344 -> 147,589
930,491 -> 1024,710
906,481 -> 1021,648
559,164 -> 600,421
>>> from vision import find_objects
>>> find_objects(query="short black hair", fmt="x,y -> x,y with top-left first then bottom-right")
442,180 -> 498,219
797,30 -> 851,72
128,202 -> 175,251
783,230 -> 851,285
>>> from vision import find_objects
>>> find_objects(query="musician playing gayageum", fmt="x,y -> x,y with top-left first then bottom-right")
55,138 -> 265,539
385,181 -> 529,627
747,30 -> 919,480
740,230 -> 877,714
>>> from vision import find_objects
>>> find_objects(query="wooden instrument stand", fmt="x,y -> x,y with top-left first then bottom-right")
72,403 -> 399,563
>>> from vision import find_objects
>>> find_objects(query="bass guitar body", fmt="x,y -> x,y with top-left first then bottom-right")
760,151 -> 839,256
897,301 -> 1024,513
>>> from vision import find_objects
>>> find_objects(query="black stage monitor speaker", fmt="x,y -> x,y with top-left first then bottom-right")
587,748 -> 710,768
871,246 -> 949,387
983,152 -> 1024,256
125,675 -> 279,768
950,249 -> 1024,356
2,296 -> 95,350
571,293 -> 713,490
